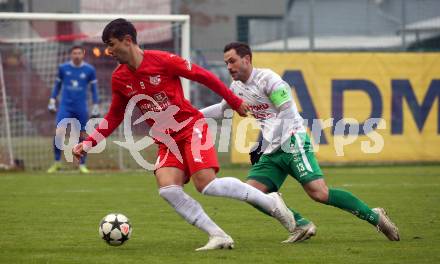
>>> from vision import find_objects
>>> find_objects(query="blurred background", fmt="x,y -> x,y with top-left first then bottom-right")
0,0 -> 439,170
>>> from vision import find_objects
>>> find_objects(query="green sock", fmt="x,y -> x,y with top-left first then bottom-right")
327,188 -> 379,225
289,208 -> 310,226
251,204 -> 311,226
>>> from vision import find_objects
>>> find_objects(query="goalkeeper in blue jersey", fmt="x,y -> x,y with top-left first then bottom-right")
47,45 -> 100,174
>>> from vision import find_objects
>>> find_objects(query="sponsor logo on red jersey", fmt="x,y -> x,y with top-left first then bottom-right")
139,92 -> 170,112
153,91 -> 168,103
149,75 -> 161,86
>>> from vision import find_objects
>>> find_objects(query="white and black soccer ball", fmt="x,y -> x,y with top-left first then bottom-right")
99,213 -> 132,246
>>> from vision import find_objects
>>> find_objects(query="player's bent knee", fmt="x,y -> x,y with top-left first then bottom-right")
191,169 -> 217,193
246,179 -> 270,193
308,190 -> 328,203
195,184 -> 206,193
304,180 -> 329,203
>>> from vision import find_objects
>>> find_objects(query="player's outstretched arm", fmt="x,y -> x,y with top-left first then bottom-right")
81,79 -> 128,153
164,53 -> 245,112
200,100 -> 230,119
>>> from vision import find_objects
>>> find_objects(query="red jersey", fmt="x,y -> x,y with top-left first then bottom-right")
84,50 -> 242,147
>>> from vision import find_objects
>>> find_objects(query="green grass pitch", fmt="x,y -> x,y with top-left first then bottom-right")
1,165 -> 439,263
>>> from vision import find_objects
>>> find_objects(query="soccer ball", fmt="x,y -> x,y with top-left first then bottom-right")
98,213 -> 132,246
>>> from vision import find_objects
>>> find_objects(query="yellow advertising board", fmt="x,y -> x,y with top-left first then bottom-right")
231,53 -> 440,163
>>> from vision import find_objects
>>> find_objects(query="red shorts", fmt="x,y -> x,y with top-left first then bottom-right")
155,121 -> 219,182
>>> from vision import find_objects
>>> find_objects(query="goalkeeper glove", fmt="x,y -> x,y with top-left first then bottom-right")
249,147 -> 263,165
249,132 -> 264,165
48,98 -> 57,113
91,104 -> 100,118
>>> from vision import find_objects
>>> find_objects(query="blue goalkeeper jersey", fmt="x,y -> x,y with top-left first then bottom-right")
50,61 -> 99,111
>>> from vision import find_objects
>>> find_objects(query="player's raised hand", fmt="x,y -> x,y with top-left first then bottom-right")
72,142 -> 85,163
236,102 -> 249,117
48,98 -> 57,113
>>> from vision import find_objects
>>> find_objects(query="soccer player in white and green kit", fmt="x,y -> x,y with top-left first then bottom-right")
201,42 -> 400,242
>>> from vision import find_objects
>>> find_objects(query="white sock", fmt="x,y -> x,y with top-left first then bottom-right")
159,185 -> 227,237
201,177 -> 275,213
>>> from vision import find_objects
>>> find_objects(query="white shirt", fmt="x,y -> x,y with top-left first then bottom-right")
201,67 -> 305,154
231,68 -> 305,153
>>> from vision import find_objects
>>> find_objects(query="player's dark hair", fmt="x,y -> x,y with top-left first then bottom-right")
70,45 -> 85,53
102,18 -> 138,44
224,42 -> 252,62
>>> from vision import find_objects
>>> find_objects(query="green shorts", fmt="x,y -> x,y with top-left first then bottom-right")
247,132 -> 323,192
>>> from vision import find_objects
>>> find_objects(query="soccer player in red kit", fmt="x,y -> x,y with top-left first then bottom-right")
72,18 -> 296,251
